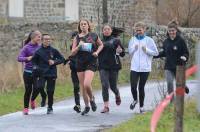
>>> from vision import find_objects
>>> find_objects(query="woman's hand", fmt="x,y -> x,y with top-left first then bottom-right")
27,56 -> 33,61
48,59 -> 55,65
92,52 -> 98,57
116,45 -> 122,54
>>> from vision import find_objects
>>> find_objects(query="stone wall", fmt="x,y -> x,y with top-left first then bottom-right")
0,22 -> 78,62
79,0 -> 101,22
107,0 -> 156,28
0,22 -> 78,91
0,0 -> 7,18
24,0 -> 65,22
79,0 -> 156,29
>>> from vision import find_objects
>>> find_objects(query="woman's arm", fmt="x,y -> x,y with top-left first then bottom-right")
93,37 -> 104,57
145,38 -> 159,56
71,38 -> 80,56
52,49 -> 65,65
128,37 -> 138,56
17,47 -> 30,62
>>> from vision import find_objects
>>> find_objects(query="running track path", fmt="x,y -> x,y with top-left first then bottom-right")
0,80 -> 198,132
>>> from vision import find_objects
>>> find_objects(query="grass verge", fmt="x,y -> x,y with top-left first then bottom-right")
0,84 -> 73,115
105,99 -> 200,132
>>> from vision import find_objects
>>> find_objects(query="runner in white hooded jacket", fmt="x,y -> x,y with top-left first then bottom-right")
128,21 -> 158,113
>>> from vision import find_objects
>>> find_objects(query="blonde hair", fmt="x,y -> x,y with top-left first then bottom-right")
134,21 -> 146,29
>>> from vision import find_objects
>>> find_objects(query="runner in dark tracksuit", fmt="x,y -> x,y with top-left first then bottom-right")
66,31 -> 81,113
68,54 -> 81,113
31,34 -> 65,114
98,24 -> 125,113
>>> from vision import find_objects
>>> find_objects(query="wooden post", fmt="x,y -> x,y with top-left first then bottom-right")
174,65 -> 186,132
197,43 -> 200,113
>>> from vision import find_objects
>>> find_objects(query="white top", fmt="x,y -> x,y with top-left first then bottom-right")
128,36 -> 158,72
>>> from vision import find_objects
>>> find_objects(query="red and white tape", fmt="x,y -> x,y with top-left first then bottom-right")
150,65 -> 198,132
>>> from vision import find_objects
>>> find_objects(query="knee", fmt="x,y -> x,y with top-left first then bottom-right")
84,83 -> 91,89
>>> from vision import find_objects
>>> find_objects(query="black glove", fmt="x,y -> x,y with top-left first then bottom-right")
63,58 -> 70,65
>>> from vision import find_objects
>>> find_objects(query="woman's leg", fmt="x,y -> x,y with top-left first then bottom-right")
130,71 -> 139,101
138,72 -> 149,108
84,70 -> 95,101
46,78 -> 56,109
130,71 -> 140,110
31,77 -> 45,102
23,72 -> 33,109
109,70 -> 121,105
84,70 -> 97,112
165,70 -> 175,94
77,72 -> 89,106
71,70 -> 80,106
99,70 -> 109,107
109,70 -> 119,95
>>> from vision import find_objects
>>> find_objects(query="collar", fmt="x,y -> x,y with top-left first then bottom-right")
135,34 -> 145,40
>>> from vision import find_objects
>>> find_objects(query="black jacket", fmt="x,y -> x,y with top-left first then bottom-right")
98,36 -> 125,71
154,34 -> 189,72
32,45 -> 65,78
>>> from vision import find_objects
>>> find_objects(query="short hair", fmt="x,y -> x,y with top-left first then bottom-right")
42,33 -> 50,39
134,21 -> 146,29
168,19 -> 179,29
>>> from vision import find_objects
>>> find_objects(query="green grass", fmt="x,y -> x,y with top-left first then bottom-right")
0,84 -> 73,115
105,100 -> 200,132
0,68 -> 130,116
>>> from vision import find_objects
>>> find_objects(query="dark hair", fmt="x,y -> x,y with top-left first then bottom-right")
167,19 -> 180,32
102,23 -> 113,30
167,19 -> 181,37
78,19 -> 91,33
24,30 -> 34,45
42,33 -> 50,39
71,31 -> 78,39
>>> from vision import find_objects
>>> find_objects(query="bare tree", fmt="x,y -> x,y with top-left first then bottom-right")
182,0 -> 200,27
157,0 -> 200,27
102,0 -> 108,24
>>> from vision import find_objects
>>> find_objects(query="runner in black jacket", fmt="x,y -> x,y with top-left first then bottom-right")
31,34 -> 65,114
98,24 -> 125,113
154,20 -> 189,95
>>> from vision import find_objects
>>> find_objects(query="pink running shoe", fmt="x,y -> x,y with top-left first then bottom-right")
31,100 -> 36,109
23,108 -> 28,115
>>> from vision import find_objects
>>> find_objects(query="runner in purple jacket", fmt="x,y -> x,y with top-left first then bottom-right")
17,30 -> 42,115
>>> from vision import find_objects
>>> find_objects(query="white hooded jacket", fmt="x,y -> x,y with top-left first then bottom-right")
128,36 -> 158,72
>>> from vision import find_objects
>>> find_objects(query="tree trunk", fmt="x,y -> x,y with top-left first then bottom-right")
102,0 -> 108,24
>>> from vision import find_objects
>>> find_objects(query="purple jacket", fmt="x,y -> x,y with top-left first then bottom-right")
17,42 -> 40,71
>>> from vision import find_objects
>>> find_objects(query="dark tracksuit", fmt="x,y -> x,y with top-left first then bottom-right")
98,36 -> 125,102
68,54 -> 80,106
31,45 -> 65,109
154,34 -> 189,94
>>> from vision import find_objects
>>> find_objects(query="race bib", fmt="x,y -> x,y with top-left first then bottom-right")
80,43 -> 92,52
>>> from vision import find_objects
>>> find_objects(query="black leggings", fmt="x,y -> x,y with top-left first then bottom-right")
130,71 -> 149,107
99,69 -> 119,102
23,72 -> 36,108
32,77 -> 56,108
71,70 -> 80,105
23,72 -> 46,108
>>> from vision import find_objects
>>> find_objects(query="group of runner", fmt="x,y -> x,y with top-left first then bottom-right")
17,19 -> 189,115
